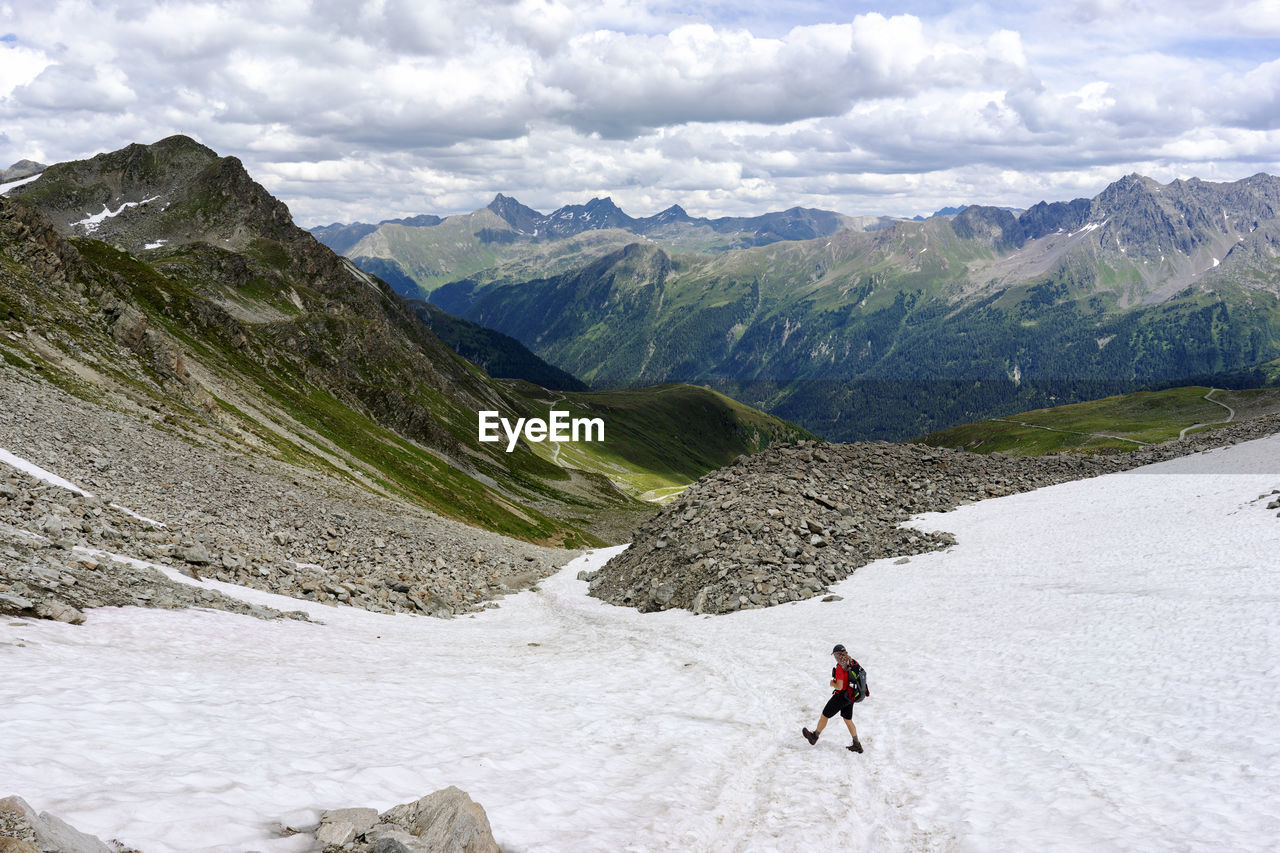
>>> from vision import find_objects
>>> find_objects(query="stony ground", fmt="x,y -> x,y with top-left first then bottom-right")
0,366 -> 574,624
587,413 -> 1280,613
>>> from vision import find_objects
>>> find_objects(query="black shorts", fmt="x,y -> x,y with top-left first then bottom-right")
822,692 -> 853,720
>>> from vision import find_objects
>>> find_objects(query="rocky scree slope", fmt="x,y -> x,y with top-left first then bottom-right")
0,466 -> 289,627
588,417 -> 1280,614
0,366 -> 569,624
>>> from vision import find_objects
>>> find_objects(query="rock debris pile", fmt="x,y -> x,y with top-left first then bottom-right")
0,470 -> 293,624
588,413 -> 1280,614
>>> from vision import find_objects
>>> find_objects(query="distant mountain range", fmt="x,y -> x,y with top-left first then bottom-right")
401,172 -> 1280,441
24,137 -> 1278,449
482,193 -> 864,242
310,214 -> 444,256
311,194 -> 897,298
0,136 -> 808,543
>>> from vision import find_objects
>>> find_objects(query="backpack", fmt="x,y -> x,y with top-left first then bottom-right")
843,660 -> 870,703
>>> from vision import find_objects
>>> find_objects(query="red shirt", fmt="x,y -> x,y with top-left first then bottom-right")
831,665 -> 848,694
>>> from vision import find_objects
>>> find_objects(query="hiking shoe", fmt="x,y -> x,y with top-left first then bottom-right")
847,737 -> 863,753
802,728 -> 818,745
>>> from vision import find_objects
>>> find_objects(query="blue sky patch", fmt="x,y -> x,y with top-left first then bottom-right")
1166,36 -> 1280,64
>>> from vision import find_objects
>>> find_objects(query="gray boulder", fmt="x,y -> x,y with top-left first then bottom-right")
316,807 -> 379,846
178,543 -> 212,565
378,787 -> 499,853
30,811 -> 114,853
0,795 -> 114,853
34,599 -> 85,625
0,593 -> 34,613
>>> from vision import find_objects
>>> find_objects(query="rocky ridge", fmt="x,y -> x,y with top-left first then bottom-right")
0,366 -> 570,624
587,414 -> 1280,614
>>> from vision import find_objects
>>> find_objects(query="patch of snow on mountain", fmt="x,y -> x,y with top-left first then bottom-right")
0,447 -> 91,495
72,196 -> 160,233
0,172 -> 43,194
1070,218 -> 1108,237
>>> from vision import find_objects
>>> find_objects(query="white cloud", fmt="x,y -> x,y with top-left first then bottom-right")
0,40 -> 50,98
14,61 -> 137,111
540,15 -> 1031,137
0,0 -> 1276,225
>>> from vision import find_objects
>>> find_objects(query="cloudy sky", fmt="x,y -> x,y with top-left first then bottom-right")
2,0 -> 1279,226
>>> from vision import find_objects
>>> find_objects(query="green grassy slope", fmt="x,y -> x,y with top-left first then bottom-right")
917,385 -> 1280,455
508,383 -> 814,503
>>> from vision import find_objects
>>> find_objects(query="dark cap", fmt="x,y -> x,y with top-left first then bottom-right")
831,644 -> 846,654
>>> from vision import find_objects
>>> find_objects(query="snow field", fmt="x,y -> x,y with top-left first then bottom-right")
2,437 -> 1279,851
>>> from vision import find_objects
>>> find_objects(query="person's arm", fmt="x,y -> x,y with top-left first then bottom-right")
831,668 -> 847,692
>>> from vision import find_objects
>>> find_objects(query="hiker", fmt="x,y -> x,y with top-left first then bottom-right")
802,644 -> 866,753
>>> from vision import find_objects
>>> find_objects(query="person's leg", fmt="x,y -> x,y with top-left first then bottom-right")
806,694 -> 841,743
816,692 -> 844,735
841,705 -> 863,752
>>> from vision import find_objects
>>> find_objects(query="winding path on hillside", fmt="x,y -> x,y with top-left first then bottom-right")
992,387 -> 1239,446
1179,388 -> 1235,439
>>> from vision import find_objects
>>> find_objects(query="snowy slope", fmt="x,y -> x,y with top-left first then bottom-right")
3,438 -> 1279,852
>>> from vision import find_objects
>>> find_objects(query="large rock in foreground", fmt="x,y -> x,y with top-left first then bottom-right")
0,795 -> 123,853
311,787 -> 500,853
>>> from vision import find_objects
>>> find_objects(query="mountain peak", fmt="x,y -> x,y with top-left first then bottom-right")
643,204 -> 692,227
1110,173 -> 1160,192
538,196 -> 637,237
952,204 -> 1025,250
1,159 -> 47,182
486,193 -> 543,233
6,136 -> 294,251
149,134 -> 219,159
